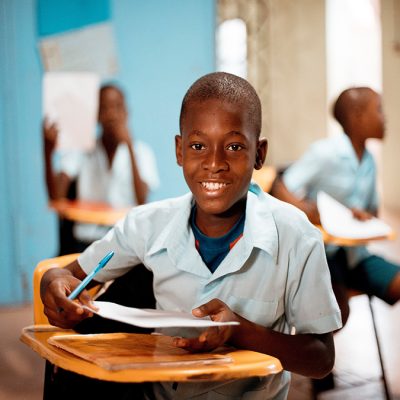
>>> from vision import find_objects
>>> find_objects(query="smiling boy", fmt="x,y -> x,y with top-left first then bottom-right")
41,72 -> 341,399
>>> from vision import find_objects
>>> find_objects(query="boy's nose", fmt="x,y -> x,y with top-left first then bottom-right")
202,148 -> 228,172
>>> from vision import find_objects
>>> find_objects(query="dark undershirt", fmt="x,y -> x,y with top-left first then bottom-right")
190,206 -> 245,273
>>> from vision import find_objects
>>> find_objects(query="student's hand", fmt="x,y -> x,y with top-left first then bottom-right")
351,208 -> 374,221
173,299 -> 238,352
109,121 -> 132,145
42,276 -> 96,329
43,118 -> 58,153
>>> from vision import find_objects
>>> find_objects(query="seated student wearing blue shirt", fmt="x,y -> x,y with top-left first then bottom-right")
41,72 -> 341,400
271,87 -> 400,329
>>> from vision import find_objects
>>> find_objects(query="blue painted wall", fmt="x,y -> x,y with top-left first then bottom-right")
38,0 -> 110,36
0,0 -> 215,305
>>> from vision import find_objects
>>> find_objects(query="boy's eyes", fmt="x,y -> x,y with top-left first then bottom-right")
190,143 -> 205,150
189,143 -> 244,151
227,144 -> 243,151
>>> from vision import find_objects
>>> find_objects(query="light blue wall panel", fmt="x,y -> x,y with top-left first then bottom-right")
0,0 -> 58,305
111,0 -> 216,200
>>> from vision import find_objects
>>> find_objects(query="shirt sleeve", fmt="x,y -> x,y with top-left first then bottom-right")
57,150 -> 85,179
77,209 -> 145,282
135,141 -> 160,191
286,233 -> 342,334
283,145 -> 325,198
367,162 -> 379,214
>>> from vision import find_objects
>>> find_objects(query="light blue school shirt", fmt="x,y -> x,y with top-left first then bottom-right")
283,132 -> 378,267
79,182 -> 341,400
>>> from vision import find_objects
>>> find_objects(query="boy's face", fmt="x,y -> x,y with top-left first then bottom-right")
98,88 -> 128,131
176,99 -> 267,219
359,92 -> 385,140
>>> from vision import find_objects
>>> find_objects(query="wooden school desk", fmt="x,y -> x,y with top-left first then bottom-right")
49,199 -> 130,226
24,254 -> 281,383
318,225 -> 396,247
21,326 -> 282,383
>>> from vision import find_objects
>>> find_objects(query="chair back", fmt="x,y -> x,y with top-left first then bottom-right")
33,254 -> 80,324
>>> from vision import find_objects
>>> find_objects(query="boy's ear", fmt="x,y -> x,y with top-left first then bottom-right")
175,134 -> 183,166
254,137 -> 268,170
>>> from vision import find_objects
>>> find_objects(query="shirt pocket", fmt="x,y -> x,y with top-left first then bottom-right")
228,295 -> 279,326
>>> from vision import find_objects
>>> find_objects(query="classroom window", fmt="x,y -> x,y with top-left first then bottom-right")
216,18 -> 247,79
326,0 -> 382,136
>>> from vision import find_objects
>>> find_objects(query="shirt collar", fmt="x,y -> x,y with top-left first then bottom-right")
335,132 -> 356,160
244,183 -> 279,264
147,183 -> 279,271
336,132 -> 373,167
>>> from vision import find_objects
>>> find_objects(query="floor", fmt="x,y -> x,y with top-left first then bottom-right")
0,208 -> 399,400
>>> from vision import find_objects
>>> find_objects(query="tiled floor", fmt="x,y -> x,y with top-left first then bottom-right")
1,208 -> 399,400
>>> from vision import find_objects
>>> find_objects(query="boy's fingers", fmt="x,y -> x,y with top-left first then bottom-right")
77,290 -> 96,309
193,299 -> 225,317
45,306 -> 89,329
173,337 -> 210,352
54,295 -> 85,315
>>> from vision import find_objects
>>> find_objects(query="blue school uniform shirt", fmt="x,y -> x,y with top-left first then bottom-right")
79,182 -> 341,400
283,132 -> 378,267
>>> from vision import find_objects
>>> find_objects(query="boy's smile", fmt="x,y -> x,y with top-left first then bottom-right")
176,99 -> 267,235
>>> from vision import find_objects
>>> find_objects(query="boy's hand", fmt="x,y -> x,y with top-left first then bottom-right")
43,118 -> 58,153
42,276 -> 95,329
108,121 -> 132,145
173,299 -> 237,352
351,208 -> 374,221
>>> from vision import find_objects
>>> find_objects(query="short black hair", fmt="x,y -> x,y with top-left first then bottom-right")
100,83 -> 125,99
333,87 -> 375,128
179,72 -> 262,137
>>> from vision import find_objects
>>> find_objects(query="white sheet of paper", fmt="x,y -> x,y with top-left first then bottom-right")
43,72 -> 99,151
85,301 -> 240,329
317,191 -> 392,239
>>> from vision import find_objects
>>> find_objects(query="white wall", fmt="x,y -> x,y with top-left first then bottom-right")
381,0 -> 400,211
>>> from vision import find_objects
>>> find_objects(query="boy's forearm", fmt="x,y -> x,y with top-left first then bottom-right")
230,316 -> 334,378
44,149 -> 71,200
44,147 -> 58,200
127,143 -> 149,205
272,178 -> 320,224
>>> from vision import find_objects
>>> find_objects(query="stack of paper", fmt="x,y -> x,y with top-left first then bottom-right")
317,191 -> 392,240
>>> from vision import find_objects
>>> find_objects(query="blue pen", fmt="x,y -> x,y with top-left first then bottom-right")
68,251 -> 114,300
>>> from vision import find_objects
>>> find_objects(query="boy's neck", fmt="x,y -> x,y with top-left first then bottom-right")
194,199 -> 247,238
347,134 -> 366,161
101,134 -> 118,167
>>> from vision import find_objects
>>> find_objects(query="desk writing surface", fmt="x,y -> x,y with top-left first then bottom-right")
318,225 -> 396,247
49,199 -> 130,226
48,332 -> 234,371
21,326 -> 282,382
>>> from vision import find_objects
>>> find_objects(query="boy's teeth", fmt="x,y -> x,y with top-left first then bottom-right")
202,182 -> 226,190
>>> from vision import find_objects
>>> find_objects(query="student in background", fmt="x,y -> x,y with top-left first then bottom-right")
271,87 -> 400,328
43,84 -> 159,252
41,72 -> 341,399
